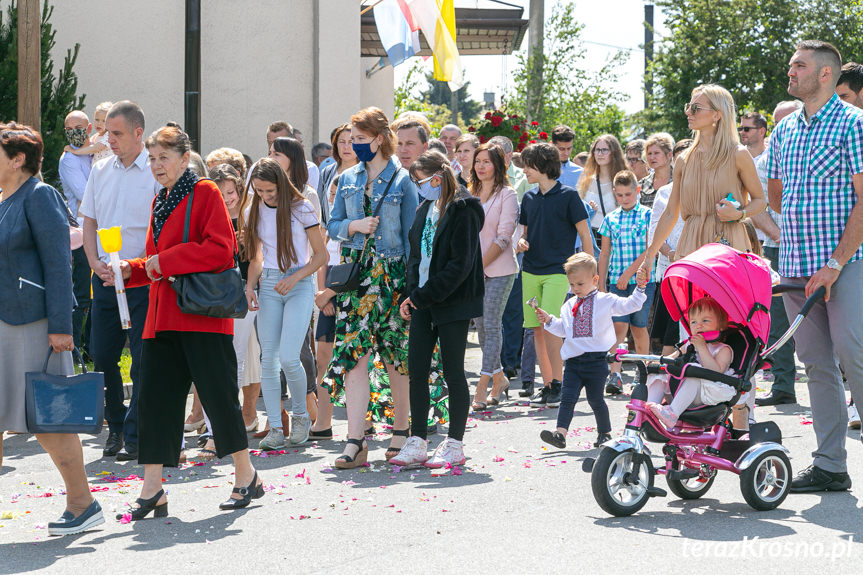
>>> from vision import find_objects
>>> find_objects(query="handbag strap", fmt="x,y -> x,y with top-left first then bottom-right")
356,169 -> 398,261
596,179 -> 607,217
43,347 -> 86,373
181,183 -> 240,265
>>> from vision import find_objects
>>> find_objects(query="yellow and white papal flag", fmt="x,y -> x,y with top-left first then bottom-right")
406,0 -> 464,90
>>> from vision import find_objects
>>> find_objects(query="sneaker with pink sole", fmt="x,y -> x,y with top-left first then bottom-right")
388,436 -> 428,467
424,438 -> 466,468
646,402 -> 679,428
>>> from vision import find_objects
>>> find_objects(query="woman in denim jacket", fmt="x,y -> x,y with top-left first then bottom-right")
322,107 -> 420,468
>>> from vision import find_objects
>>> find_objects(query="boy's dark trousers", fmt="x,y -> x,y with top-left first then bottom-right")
556,352 -> 611,432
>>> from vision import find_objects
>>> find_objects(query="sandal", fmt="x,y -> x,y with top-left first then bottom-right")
471,399 -> 488,411
219,471 -> 264,510
334,438 -> 368,469
364,424 -> 376,437
197,448 -> 218,461
385,429 -> 410,461
309,427 -> 334,440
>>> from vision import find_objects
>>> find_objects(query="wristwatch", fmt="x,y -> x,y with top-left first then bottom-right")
826,258 -> 844,272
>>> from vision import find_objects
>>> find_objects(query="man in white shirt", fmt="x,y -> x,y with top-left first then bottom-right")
80,101 -> 160,462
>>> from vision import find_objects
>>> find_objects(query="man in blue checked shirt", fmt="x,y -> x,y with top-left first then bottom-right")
767,40 -> 863,494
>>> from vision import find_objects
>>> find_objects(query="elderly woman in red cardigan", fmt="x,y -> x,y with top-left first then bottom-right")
111,123 -> 263,521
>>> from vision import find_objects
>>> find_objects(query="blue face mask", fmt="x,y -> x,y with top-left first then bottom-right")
415,174 -> 442,200
352,141 -> 377,163
418,180 -> 441,200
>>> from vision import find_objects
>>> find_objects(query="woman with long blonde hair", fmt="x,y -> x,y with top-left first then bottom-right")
638,84 -> 766,430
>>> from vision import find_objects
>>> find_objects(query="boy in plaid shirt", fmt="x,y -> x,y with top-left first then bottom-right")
598,170 -> 654,394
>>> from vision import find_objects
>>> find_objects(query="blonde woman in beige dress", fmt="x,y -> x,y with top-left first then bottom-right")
638,84 -> 765,429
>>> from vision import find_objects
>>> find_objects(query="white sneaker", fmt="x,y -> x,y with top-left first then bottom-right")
388,436 -> 428,467
258,427 -> 285,450
849,404 -> 861,430
289,414 -> 311,445
424,438 -> 466,468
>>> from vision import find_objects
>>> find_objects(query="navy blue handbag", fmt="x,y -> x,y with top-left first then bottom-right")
25,348 -> 104,434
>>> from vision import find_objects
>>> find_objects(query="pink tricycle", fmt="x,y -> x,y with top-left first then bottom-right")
583,244 -> 825,516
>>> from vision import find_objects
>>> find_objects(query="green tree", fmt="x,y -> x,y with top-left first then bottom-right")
507,1 -> 627,152
420,71 -> 483,127
0,1 -> 85,188
393,60 -> 456,134
641,0 -> 863,139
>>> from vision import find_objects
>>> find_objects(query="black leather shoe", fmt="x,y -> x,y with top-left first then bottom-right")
503,367 -> 519,380
219,471 -> 264,510
103,432 -> 124,457
755,390 -> 797,406
790,465 -> 851,493
116,444 -> 138,462
518,381 -> 534,397
540,430 -> 566,448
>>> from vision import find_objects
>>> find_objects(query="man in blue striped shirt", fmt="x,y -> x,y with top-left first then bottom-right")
766,40 -> 863,493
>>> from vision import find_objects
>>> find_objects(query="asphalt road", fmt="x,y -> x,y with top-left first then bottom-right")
1,334 -> 861,574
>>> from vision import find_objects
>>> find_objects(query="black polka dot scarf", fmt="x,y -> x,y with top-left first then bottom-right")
152,168 -> 199,247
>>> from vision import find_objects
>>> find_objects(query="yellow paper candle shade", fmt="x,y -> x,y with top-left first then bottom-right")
97,226 -> 123,253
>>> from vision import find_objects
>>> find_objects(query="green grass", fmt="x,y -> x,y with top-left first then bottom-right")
76,349 -> 132,383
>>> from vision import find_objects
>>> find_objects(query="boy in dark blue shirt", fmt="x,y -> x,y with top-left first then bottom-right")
516,143 -> 594,408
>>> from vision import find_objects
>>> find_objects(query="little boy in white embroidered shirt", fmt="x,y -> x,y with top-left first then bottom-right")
533,252 -> 648,448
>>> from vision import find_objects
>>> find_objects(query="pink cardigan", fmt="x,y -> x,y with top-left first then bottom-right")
479,186 -> 519,277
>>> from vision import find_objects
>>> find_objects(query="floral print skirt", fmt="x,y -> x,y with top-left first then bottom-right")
322,243 -> 448,425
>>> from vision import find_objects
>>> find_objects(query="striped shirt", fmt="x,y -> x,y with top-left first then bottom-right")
765,94 -> 863,277
599,203 -> 651,285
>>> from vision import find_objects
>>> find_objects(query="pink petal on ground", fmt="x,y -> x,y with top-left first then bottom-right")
452,466 -> 463,476
119,513 -> 132,524
493,456 -> 505,462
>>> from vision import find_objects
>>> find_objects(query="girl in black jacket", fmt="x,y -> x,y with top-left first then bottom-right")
391,151 -> 484,469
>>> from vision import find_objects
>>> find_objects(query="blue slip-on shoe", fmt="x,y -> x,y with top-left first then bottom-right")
48,499 -> 105,536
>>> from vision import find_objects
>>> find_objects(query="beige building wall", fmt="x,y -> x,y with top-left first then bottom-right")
48,0 -> 185,136
360,57 -> 395,122
43,1 -> 395,160
201,0 -> 314,160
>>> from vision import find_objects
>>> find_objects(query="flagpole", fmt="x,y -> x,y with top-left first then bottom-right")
360,0 -> 384,15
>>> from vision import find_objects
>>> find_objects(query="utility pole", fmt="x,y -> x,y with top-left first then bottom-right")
17,0 -> 41,130
526,0 -> 544,122
644,3 -> 654,109
185,0 -> 201,151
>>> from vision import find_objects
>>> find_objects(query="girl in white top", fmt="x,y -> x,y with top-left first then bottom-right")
646,297 -> 735,428
242,158 -> 328,450
578,135 -> 627,231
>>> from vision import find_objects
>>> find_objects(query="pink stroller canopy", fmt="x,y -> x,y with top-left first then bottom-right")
661,243 -> 773,342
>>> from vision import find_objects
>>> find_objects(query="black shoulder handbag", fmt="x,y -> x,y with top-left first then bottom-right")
169,188 -> 249,318
325,174 -> 396,293
25,348 -> 104,434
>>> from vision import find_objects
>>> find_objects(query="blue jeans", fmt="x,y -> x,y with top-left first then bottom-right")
257,268 -> 314,422
89,277 -> 149,445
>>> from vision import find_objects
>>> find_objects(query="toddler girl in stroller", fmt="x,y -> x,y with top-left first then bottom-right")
645,297 -> 737,428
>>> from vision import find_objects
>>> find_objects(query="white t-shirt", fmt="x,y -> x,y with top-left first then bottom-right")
325,195 -> 341,266
258,198 -> 319,270
79,148 -> 161,262
583,179 -> 616,229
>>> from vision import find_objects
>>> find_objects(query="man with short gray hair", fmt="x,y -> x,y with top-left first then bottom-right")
438,124 -> 461,162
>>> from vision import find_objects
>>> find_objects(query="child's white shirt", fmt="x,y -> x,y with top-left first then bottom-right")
545,288 -> 647,360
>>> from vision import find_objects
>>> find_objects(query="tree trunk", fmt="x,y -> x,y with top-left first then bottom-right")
17,0 -> 41,130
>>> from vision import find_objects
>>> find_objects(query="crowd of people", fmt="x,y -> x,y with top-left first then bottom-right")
1,39 -> 861,536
